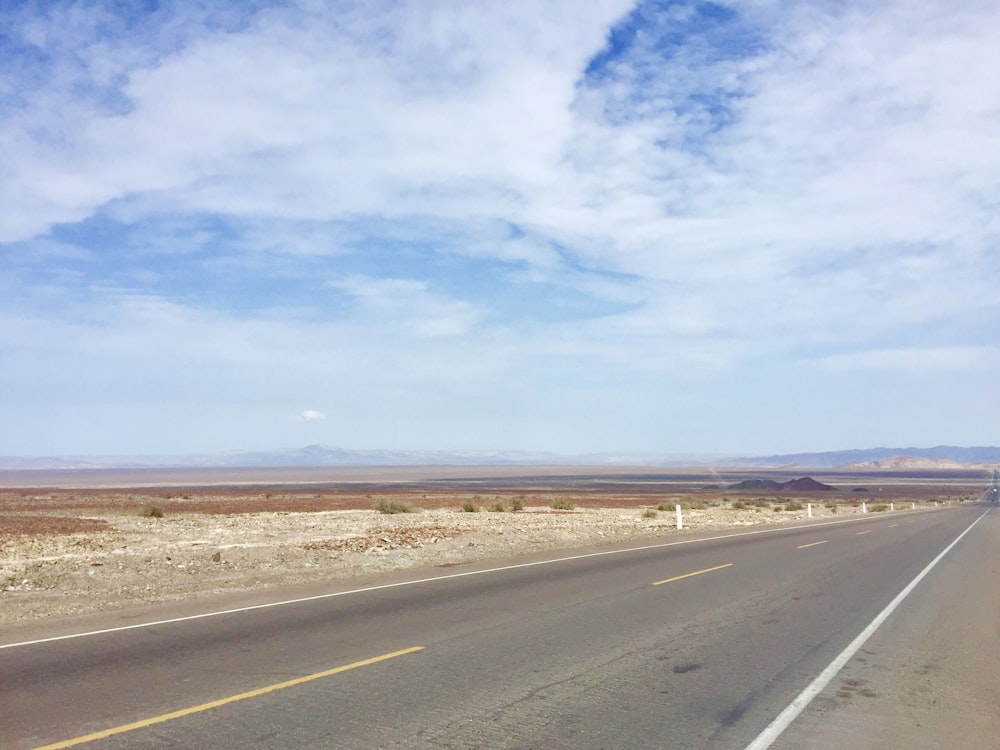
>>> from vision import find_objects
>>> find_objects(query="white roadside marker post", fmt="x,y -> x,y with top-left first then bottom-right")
675,504 -> 683,530
807,503 -> 812,518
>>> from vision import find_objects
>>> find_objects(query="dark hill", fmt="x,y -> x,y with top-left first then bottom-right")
728,476 -> 835,492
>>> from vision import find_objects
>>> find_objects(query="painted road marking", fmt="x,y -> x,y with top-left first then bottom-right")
32,646 -> 424,750
856,530 -> 873,535
888,524 -> 898,528
797,540 -> 828,549
745,508 -> 992,750
653,563 -> 733,586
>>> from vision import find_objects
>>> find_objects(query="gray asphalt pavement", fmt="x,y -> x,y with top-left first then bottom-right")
771,505 -> 1000,750
2,504 -> 993,749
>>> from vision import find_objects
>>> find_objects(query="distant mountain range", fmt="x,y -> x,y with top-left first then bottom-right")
0,444 -> 997,471
731,445 -> 1000,468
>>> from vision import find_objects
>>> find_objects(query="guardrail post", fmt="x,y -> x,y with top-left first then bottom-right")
890,502 -> 894,511
807,503 -> 812,518
862,502 -> 867,513
675,504 -> 683,530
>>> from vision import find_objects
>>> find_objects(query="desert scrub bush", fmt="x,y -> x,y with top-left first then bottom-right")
551,497 -> 575,511
488,501 -> 506,512
140,504 -> 164,518
731,500 -> 749,510
656,502 -> 672,511
641,508 -> 658,519
784,501 -> 804,512
460,501 -> 480,512
510,497 -> 524,512
773,505 -> 785,512
870,504 -> 890,512
677,499 -> 707,510
375,500 -> 416,514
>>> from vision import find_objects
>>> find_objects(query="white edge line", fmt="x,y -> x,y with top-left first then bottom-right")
0,507 -> 946,650
744,507 -> 992,750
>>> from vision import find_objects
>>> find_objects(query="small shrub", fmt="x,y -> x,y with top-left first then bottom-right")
375,500 -> 415,514
680,500 -> 707,510
488,502 -> 506,512
551,497 -> 575,511
510,497 -> 524,512
732,501 -> 748,510
642,508 -> 658,519
870,504 -> 890,513
140,504 -> 164,518
773,505 -> 785,512
461,501 -> 480,512
785,501 -> 804,512
656,502 -> 672,512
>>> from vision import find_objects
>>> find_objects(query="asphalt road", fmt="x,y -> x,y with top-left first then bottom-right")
2,504 -> 994,749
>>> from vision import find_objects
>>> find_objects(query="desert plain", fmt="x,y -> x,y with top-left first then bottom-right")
0,466 -> 985,627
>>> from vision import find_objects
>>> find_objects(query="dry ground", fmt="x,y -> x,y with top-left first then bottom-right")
0,486 -> 957,626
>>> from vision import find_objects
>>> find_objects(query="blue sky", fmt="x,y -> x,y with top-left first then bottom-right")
2,0 -> 998,458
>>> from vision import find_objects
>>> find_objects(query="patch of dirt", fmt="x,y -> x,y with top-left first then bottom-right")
300,524 -> 466,553
0,488 -> 942,626
0,515 -> 112,535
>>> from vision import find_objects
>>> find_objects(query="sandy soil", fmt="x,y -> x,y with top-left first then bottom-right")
0,488 -> 943,626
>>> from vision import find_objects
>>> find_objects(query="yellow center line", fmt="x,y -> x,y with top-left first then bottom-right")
856,530 -> 873,535
653,563 -> 733,586
797,540 -> 828,549
33,646 -> 424,750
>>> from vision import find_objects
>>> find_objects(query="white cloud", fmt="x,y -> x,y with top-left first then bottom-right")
1,0 -> 634,242
295,410 -> 326,422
